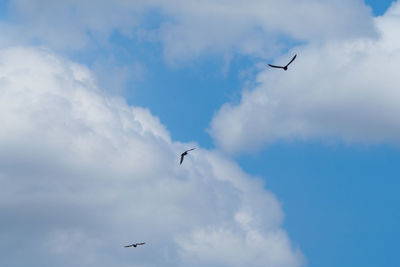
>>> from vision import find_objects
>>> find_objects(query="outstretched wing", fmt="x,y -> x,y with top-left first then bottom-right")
137,242 -> 146,246
124,244 -> 133,248
285,54 -> 297,67
180,148 -> 195,165
268,64 -> 284,69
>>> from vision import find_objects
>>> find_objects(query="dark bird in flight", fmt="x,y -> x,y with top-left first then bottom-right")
268,54 -> 297,71
124,242 -> 145,248
180,148 -> 196,165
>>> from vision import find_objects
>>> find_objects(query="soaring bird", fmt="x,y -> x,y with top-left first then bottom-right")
268,54 -> 297,71
124,242 -> 146,248
180,148 -> 196,165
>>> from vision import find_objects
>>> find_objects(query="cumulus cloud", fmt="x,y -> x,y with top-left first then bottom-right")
2,0 -> 375,62
0,46 -> 303,267
209,1 -> 400,154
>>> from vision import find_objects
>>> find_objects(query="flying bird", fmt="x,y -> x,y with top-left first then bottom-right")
268,54 -> 297,71
180,148 -> 196,165
124,242 -> 146,248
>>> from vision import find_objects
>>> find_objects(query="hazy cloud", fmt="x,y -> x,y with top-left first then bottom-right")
2,0 -> 376,62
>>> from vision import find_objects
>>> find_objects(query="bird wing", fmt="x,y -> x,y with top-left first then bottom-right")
187,148 -> 196,152
124,244 -> 132,247
137,242 -> 146,246
180,154 -> 184,165
268,64 -> 284,69
285,54 -> 297,67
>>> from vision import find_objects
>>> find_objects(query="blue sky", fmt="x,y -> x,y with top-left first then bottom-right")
239,143 -> 400,267
366,0 -> 394,15
0,1 -> 399,267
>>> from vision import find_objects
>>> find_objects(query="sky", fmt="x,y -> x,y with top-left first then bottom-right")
0,0 -> 399,267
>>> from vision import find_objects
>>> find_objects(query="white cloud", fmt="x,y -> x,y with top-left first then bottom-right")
153,0 -> 376,63
177,227 -> 301,267
2,0 -> 376,62
0,46 -> 303,267
5,0 -> 146,49
209,1 -> 400,154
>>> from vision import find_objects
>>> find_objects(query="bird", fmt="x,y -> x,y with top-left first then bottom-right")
268,54 -> 297,71
180,148 -> 196,165
124,242 -> 146,248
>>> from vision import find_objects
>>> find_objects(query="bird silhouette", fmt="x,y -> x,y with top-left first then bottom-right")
124,242 -> 146,248
268,54 -> 297,71
180,148 -> 196,165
